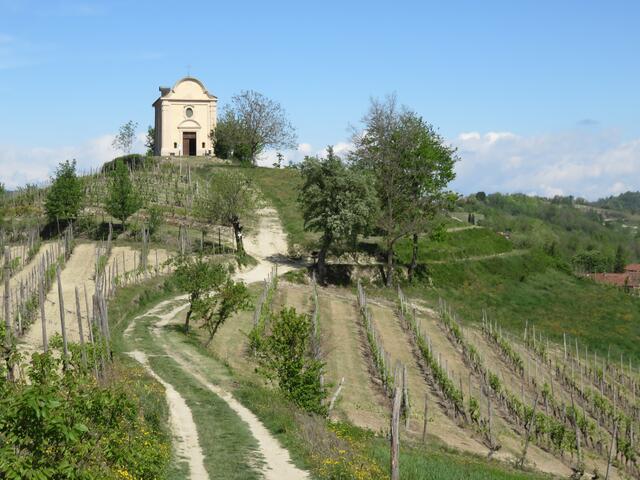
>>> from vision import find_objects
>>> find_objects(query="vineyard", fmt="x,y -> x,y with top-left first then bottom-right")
1,157 -> 639,479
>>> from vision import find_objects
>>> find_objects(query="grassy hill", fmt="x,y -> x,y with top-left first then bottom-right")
240,167 -> 640,364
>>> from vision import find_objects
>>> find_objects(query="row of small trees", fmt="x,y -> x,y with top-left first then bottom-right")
298,96 -> 457,286
45,159 -> 142,231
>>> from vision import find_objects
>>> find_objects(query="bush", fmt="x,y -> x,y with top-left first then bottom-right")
0,351 -> 170,478
257,307 -> 326,415
101,154 -> 156,173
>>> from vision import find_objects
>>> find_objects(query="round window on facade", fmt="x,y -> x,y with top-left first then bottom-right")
185,107 -> 194,118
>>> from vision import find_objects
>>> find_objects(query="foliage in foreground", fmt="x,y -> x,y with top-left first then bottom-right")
257,307 -> 326,415
0,352 -> 169,479
105,159 -> 143,228
298,146 -> 377,284
45,160 -> 84,225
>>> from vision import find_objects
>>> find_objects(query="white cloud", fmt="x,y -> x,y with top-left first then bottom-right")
0,134 -> 145,189
452,129 -> 640,200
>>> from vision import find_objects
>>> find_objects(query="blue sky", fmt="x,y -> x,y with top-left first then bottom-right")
1,0 -> 639,198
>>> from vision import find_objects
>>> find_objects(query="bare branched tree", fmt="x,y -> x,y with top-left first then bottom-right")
214,90 -> 297,164
112,120 -> 138,155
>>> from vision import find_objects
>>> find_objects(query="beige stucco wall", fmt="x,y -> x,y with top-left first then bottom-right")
153,77 -> 217,156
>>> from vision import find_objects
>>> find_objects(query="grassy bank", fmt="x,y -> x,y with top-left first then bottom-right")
401,248 -> 640,363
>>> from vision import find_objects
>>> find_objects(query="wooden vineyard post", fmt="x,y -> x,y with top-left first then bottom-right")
3,246 -> 14,380
487,389 -> 493,449
75,287 -> 87,369
422,393 -> 428,444
39,279 -> 47,353
391,386 -> 401,480
403,363 -> 410,429
605,421 -> 617,480
328,377 -> 344,412
517,393 -> 539,469
56,266 -> 69,371
571,391 -> 583,473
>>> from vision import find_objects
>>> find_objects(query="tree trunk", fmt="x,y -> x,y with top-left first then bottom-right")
317,236 -> 331,285
407,233 -> 419,282
184,308 -> 192,332
385,242 -> 395,288
232,220 -> 244,255
205,317 -> 222,348
185,294 -> 195,332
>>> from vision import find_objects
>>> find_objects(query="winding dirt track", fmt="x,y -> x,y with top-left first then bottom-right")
125,208 -> 309,480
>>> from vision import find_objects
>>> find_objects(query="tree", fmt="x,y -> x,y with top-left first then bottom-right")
213,90 -> 297,164
112,120 -> 138,155
396,113 -> 457,281
195,170 -> 257,255
169,255 -> 227,332
194,278 -> 252,347
613,245 -> 627,273
273,152 -> 284,168
298,146 -> 378,284
105,159 -> 142,229
145,126 -> 155,156
0,183 -> 6,227
257,307 -> 326,414
44,160 -> 84,228
351,96 -> 457,286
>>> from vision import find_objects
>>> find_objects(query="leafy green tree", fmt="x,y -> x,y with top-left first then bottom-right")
145,125 -> 155,156
44,160 -> 84,228
0,183 -> 6,227
399,114 -> 457,281
213,90 -> 297,164
258,307 -> 326,414
613,245 -> 627,273
112,120 -> 138,155
194,278 -> 252,347
352,96 -> 457,285
195,170 -> 257,255
298,146 -> 377,284
105,159 -> 142,229
169,255 -> 227,332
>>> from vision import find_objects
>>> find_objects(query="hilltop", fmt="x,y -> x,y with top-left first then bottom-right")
0,156 -> 638,479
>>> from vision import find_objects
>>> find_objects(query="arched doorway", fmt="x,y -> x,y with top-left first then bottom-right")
182,132 -> 197,156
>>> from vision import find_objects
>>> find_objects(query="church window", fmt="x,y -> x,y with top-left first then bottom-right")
174,142 -> 177,148
185,107 -> 194,118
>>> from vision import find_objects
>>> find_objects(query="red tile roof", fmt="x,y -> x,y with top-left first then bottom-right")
589,273 -> 631,287
625,263 -> 640,272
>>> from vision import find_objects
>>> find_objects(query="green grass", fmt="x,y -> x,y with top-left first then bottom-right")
395,228 -> 513,263
195,163 -> 315,250
401,248 -> 640,363
368,437 -> 552,480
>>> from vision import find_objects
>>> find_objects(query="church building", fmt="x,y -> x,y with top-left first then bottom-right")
152,77 -> 217,156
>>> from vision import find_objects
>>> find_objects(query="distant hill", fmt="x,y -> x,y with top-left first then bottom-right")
461,192 -> 640,268
591,190 -> 640,214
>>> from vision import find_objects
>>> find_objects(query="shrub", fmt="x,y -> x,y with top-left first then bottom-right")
257,307 -> 327,414
101,154 -> 156,173
0,351 -> 169,478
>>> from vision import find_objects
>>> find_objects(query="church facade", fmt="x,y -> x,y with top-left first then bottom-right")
152,77 -> 217,156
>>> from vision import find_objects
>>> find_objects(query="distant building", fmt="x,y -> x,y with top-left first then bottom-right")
152,77 -> 217,157
586,263 -> 640,293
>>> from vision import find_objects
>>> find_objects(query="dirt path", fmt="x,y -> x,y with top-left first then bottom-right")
127,349 -> 208,480
236,207 -> 297,284
121,206 -> 310,479
156,308 -> 309,480
126,294 -> 309,479
429,249 -> 529,264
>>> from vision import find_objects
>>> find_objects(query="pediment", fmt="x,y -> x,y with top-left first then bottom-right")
177,119 -> 202,129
